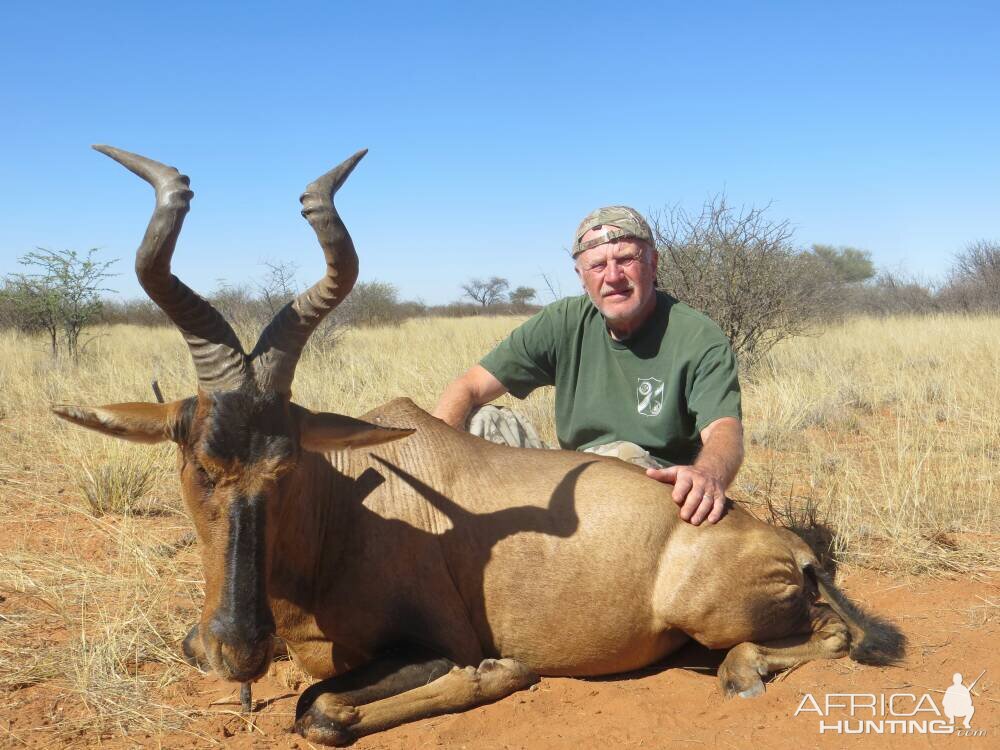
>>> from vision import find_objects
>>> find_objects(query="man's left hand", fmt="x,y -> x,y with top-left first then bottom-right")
646,465 -> 727,525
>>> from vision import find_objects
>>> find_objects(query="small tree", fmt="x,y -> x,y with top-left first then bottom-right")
0,276 -> 61,354
9,248 -> 117,360
337,280 -> 403,326
856,270 -> 939,316
943,239 -> 1000,312
807,244 -> 876,284
256,259 -> 300,316
652,196 -> 838,370
461,276 -> 510,307
508,286 -> 537,309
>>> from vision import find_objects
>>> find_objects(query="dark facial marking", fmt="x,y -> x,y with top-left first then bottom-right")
209,491 -> 275,646
202,390 -> 296,464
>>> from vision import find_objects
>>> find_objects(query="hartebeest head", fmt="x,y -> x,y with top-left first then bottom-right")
53,147 -> 412,683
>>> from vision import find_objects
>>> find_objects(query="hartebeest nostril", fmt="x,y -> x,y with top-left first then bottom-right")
205,608 -> 276,682
208,611 -> 276,651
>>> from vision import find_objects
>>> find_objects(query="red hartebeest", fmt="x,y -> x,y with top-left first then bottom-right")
54,147 -> 904,746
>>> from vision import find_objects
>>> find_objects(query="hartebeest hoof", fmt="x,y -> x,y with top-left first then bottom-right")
718,643 -> 767,698
181,623 -> 212,672
295,694 -> 360,747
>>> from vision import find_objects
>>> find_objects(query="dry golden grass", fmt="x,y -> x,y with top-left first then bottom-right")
0,313 -> 997,744
744,315 -> 999,575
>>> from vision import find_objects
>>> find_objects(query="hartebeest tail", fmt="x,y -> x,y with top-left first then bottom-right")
809,565 -> 906,665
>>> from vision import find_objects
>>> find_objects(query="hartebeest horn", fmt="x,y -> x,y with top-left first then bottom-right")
251,149 -> 366,394
94,145 -> 248,392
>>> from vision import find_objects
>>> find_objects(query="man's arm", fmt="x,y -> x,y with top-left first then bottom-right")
432,364 -> 509,429
645,416 -> 744,526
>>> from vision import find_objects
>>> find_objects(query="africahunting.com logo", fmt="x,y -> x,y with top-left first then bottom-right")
794,670 -> 987,736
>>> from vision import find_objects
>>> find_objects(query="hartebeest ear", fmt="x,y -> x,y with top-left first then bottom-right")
52,401 -> 187,444
297,408 -> 415,452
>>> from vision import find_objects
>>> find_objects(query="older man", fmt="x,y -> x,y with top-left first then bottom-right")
433,206 -> 743,525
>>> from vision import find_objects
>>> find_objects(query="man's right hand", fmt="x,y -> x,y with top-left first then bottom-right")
645,464 -> 728,526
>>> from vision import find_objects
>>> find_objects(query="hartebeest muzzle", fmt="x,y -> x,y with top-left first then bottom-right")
203,492 -> 277,681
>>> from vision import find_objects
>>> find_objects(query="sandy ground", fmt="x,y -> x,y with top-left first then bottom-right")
3,565 -> 995,749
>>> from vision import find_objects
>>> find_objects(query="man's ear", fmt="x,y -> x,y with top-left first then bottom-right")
297,408 -> 415,452
52,400 -> 189,444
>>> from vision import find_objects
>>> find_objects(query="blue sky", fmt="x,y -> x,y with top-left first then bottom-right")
1,1 -> 997,304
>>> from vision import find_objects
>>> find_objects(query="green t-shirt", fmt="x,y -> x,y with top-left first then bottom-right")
479,292 -> 742,466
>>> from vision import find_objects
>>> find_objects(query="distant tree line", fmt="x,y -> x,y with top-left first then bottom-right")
2,211 -> 997,369
651,195 -> 1000,367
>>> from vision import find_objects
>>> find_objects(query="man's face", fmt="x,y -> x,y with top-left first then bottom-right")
575,226 -> 658,328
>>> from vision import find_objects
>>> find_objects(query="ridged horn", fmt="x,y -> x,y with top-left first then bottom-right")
252,149 -> 366,394
94,145 -> 248,392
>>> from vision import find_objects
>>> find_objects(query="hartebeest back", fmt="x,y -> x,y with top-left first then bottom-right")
55,149 -> 904,747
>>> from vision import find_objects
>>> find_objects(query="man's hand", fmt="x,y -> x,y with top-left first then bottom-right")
646,416 -> 743,526
646,465 -> 727,525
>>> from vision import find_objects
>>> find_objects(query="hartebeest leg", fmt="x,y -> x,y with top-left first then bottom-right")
717,603 -> 849,698
297,656 -> 537,746
182,624 -> 211,671
295,646 -> 457,746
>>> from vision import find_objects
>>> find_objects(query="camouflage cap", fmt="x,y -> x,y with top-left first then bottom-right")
572,205 -> 653,257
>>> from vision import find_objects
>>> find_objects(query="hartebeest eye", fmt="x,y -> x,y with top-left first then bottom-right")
183,458 -> 217,490
196,464 -> 217,489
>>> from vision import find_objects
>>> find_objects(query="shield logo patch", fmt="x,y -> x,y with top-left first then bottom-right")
637,377 -> 664,416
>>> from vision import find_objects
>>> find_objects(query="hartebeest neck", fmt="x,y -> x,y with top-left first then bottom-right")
265,450 -> 356,616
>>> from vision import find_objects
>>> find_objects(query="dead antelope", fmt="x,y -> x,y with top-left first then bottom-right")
55,147 -> 904,746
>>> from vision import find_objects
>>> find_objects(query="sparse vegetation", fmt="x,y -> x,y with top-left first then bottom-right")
0,248 -> 117,361
651,197 -> 843,369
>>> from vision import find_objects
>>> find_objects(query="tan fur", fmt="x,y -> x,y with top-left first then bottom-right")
56,394 -> 880,746
266,398 -> 818,678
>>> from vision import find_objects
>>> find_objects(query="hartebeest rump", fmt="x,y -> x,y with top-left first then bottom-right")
54,147 -> 904,746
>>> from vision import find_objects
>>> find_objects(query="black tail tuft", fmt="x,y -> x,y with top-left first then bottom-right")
810,566 -> 907,665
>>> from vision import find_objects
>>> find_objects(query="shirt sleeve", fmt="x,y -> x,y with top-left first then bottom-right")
479,307 -> 559,399
687,342 -> 742,432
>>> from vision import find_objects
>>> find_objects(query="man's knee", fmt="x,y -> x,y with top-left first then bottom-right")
466,405 -> 547,449
581,441 -> 665,469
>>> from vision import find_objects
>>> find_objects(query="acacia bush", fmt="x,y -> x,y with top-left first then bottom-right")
938,240 -> 1000,312
847,271 -> 940,316
335,281 -> 424,327
100,298 -> 169,327
461,276 -> 509,306
1,248 -> 117,360
652,196 -> 841,370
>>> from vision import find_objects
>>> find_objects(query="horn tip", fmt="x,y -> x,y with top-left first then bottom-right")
92,144 -> 127,162
343,148 -> 368,171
